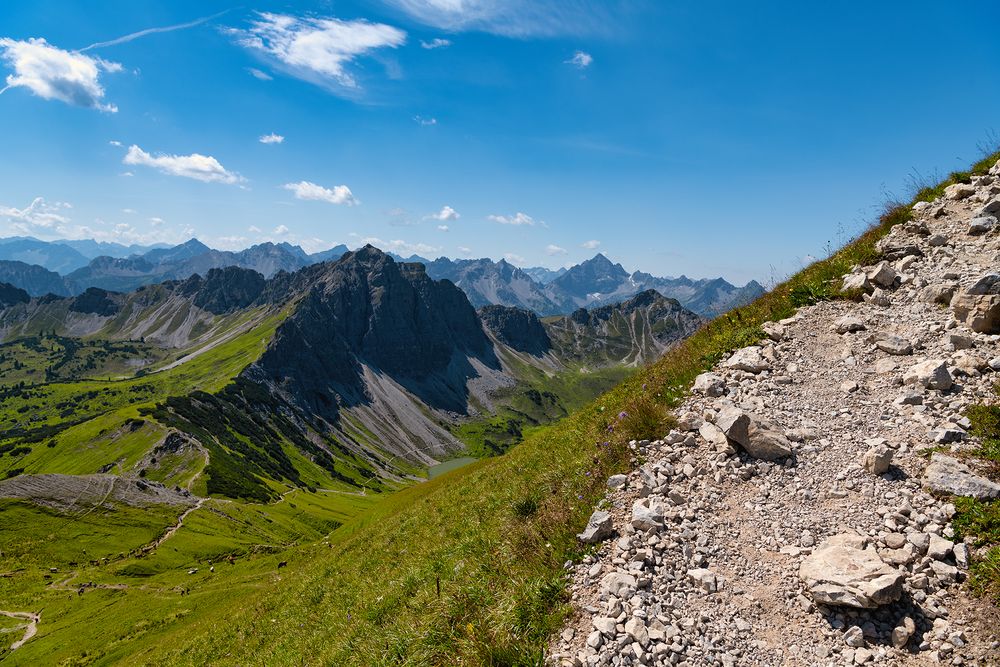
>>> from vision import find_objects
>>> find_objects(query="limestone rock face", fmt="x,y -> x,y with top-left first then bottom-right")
799,536 -> 904,608
924,454 -> 1000,499
951,274 -> 1000,333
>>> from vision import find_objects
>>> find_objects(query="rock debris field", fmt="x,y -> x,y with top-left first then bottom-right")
550,160 -> 1000,666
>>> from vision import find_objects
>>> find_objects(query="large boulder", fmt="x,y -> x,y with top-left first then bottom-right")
799,535 -> 904,608
693,372 -> 725,397
744,414 -> 793,460
924,454 -> 1000,499
715,406 -> 750,447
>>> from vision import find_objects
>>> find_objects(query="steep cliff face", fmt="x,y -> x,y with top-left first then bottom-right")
180,266 -> 267,314
250,246 -> 499,423
478,304 -> 552,356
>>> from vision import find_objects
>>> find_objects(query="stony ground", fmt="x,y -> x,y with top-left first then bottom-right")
549,161 -> 1000,666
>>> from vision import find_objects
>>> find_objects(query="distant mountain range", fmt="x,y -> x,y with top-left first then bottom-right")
0,236 -> 763,318
0,246 -> 705,498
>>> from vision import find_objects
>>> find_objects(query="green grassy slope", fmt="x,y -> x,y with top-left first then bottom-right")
108,149 -> 996,666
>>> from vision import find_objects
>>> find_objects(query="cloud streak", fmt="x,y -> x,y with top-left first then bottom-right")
80,10 -> 229,51
488,212 -> 536,226
382,0 -> 619,37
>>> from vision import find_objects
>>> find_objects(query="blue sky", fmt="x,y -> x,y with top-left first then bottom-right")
0,1 -> 999,284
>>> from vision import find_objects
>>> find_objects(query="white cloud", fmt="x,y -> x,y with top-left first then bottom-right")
0,197 -> 71,229
273,224 -> 290,236
122,208 -> 137,215
149,217 -> 164,226
259,132 -> 284,144
437,225 -> 449,232
283,180 -> 358,206
427,205 -> 459,221
581,239 -> 600,249
503,252 -> 526,266
545,244 -> 567,256
120,171 -> 134,177
232,12 -> 406,91
566,50 -> 593,69
488,211 -> 535,226
413,115 -> 437,126
109,139 -> 122,147
354,235 -> 439,256
457,246 -> 472,256
382,0 -> 615,37
0,37 -> 121,112
248,225 -> 262,233
420,38 -> 451,49
248,67 -> 273,80
123,145 -> 244,184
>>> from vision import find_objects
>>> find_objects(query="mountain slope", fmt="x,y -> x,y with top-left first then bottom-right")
424,256 -> 560,314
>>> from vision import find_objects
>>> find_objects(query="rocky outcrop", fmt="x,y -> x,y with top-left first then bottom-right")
478,304 -> 551,356
0,281 -> 30,308
181,266 -> 267,314
69,287 -> 120,316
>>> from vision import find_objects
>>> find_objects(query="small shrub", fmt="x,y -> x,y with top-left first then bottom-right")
512,497 -> 539,518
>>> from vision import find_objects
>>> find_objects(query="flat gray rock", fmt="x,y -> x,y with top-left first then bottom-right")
799,536 -> 904,608
924,454 -> 1000,499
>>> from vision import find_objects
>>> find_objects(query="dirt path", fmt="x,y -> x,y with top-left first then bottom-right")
552,165 -> 1000,665
145,498 -> 206,552
0,611 -> 39,651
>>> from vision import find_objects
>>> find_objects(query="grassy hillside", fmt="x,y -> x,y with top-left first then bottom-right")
77,151 -> 991,666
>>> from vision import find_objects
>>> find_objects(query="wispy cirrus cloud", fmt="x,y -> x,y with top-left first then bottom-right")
381,0 -> 619,37
581,239 -> 600,249
123,145 -> 244,184
0,38 -> 121,112
545,244 -> 567,256
284,180 -> 358,206
230,12 -> 406,93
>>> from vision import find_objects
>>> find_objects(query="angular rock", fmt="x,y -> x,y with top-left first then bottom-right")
693,372 -> 725,397
968,215 -> 997,235
944,183 -> 975,200
722,345 -> 769,373
744,415 -> 793,461
978,199 -> 1000,217
876,335 -> 912,356
761,321 -> 785,341
687,568 -> 718,593
924,454 -> 1000,499
927,533 -> 954,561
891,617 -> 916,649
624,617 -> 649,647
903,359 -> 953,391
716,406 -> 750,448
631,498 -> 664,531
799,535 -> 904,608
866,262 -> 898,289
578,510 -> 615,544
861,443 -> 893,475
600,571 -> 637,597
842,272 -> 873,294
834,315 -> 866,334
921,283 -> 957,306
952,277 -> 1000,333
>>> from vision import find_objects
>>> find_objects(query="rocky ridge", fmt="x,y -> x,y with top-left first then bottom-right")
550,159 -> 1000,666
